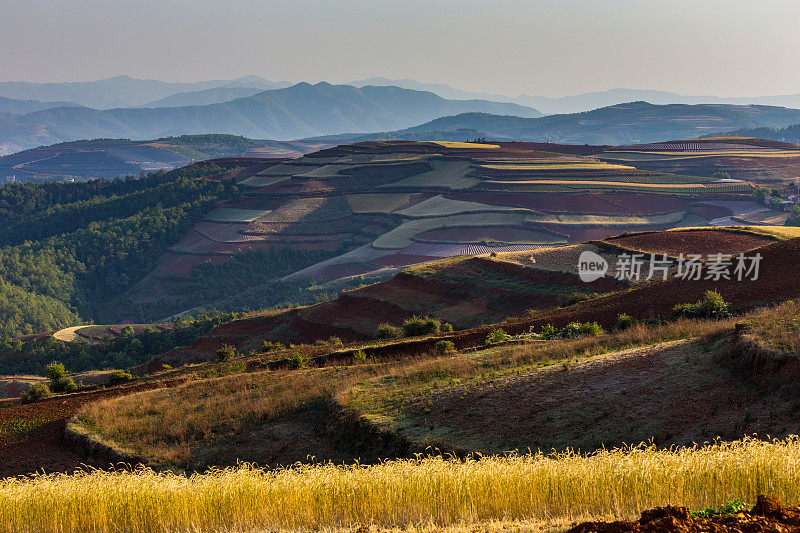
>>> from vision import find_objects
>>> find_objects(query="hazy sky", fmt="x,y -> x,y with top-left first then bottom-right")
2,0 -> 800,97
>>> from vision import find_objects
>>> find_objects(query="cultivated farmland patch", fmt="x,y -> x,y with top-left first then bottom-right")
204,208 -> 271,223
383,160 -> 479,189
397,194 -> 531,218
346,193 -> 414,213
373,213 -> 528,249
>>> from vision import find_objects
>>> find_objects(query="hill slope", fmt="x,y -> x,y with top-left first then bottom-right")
311,102 -> 800,145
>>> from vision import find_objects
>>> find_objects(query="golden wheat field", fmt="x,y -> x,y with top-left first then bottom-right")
2,437 -> 800,533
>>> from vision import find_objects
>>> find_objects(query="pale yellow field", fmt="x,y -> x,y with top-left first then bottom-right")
429,141 -> 500,149
2,438 -> 800,532
397,194 -> 529,218
666,225 -> 800,240
346,193 -> 413,213
732,225 -> 800,240
524,211 -> 687,226
204,208 -> 272,223
384,160 -> 480,190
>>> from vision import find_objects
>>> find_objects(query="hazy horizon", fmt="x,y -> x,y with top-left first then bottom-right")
3,0 -> 800,98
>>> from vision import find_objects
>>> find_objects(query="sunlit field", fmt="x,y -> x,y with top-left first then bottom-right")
2,437 -> 800,532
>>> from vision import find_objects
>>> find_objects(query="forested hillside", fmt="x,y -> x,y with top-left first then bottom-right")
0,165 -> 236,340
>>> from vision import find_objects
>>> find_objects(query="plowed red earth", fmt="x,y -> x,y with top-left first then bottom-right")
0,383 -> 170,477
607,230 -> 776,256
570,496 -> 799,533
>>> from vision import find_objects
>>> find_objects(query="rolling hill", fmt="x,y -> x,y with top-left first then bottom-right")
311,102 -> 800,145
0,135 -> 329,183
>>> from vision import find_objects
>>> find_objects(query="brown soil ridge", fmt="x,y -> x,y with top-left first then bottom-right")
569,495 -> 800,533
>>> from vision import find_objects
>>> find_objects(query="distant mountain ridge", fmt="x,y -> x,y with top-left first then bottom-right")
0,75 -> 292,109
0,96 -> 81,115
0,82 -> 542,153
143,87 -> 266,108
306,102 -> 800,145
349,77 -> 800,114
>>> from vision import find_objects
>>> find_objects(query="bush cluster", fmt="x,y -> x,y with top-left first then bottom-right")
539,322 -> 605,340
672,290 -> 731,319
108,369 -> 133,384
486,329 -> 511,345
402,316 -> 442,337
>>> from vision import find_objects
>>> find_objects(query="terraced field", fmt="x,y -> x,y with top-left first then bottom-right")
128,140 -> 778,310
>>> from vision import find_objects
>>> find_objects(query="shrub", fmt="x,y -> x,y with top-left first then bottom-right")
435,340 -> 456,355
216,344 -> 236,362
561,322 -> 583,339
50,376 -> 77,393
46,361 -> 67,383
692,498 -> 748,518
580,322 -> 604,337
615,313 -> 636,331
287,352 -> 310,370
328,336 -> 343,348
441,323 -> 454,333
672,290 -> 731,319
21,382 -> 53,403
541,322 -> 604,340
262,341 -> 285,352
108,369 -> 133,385
486,328 -> 511,345
353,349 -> 368,363
540,324 -> 558,339
376,323 -> 403,339
402,316 -> 441,337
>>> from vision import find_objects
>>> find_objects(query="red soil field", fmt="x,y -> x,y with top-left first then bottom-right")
607,229 -> 776,256
689,204 -> 731,219
0,381 -> 183,477
508,236 -> 800,335
601,193 -> 697,214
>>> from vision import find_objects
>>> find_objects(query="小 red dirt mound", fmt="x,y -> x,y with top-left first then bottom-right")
569,495 -> 800,533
